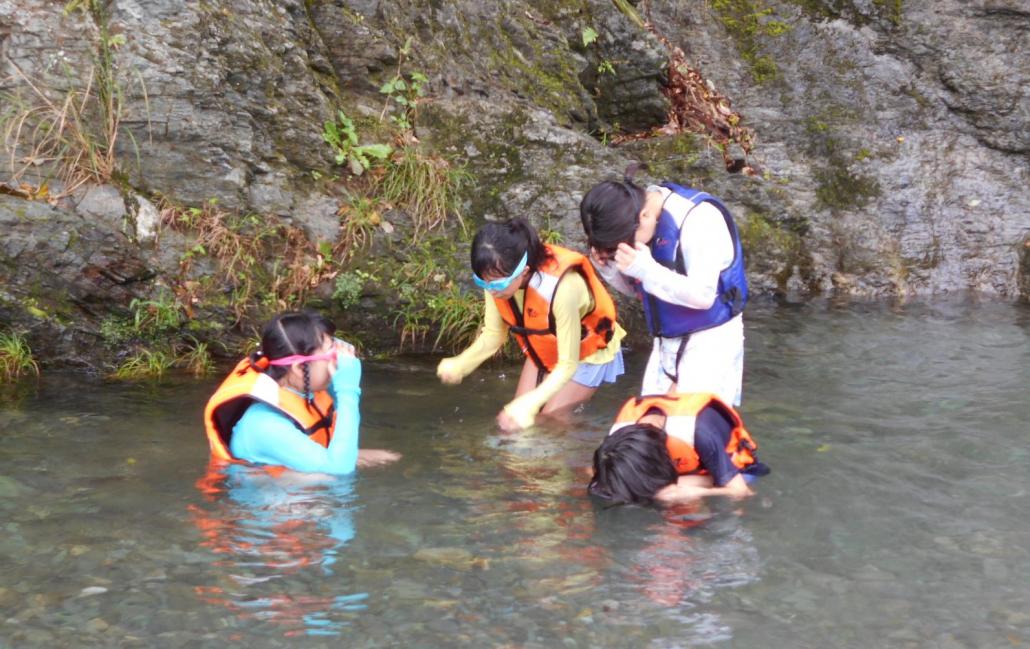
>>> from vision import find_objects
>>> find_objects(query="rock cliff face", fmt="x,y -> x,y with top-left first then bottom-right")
1,0 -> 1027,365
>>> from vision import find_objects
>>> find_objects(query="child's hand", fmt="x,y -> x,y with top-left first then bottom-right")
356,448 -> 401,468
330,354 -> 362,394
334,338 -> 356,358
436,358 -> 463,385
496,409 -> 523,433
614,242 -> 639,274
617,242 -> 654,279
326,339 -> 356,378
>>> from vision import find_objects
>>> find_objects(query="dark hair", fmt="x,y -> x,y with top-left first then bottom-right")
250,311 -> 336,406
470,217 -> 551,278
588,424 -> 679,505
579,164 -> 648,251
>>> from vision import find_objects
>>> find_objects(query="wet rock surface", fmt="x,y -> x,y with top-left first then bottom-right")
0,0 -> 1027,365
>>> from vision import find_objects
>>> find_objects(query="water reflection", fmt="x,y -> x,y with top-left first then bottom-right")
189,462 -> 367,638
3,301 -> 1027,646
586,498 -> 762,647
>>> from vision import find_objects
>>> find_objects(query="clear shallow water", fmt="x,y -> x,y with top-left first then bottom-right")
1,300 -> 1029,648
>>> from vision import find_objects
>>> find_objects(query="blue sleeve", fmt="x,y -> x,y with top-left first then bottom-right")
692,406 -> 740,487
230,355 -> 362,475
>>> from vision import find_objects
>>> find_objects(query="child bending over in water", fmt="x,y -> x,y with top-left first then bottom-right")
437,218 -> 626,432
589,393 -> 769,504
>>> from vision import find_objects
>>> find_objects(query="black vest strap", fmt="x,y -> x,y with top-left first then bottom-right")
508,297 -> 548,373
300,402 -> 335,437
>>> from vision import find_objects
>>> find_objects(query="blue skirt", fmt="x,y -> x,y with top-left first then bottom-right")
571,350 -> 625,388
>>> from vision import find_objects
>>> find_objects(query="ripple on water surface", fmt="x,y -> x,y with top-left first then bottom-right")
1,300 -> 1028,648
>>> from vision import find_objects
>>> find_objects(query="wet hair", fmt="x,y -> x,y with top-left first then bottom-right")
588,423 -> 679,505
579,163 -> 648,252
250,311 -> 336,408
470,217 -> 551,279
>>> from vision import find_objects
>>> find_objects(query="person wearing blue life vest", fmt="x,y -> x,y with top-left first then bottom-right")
579,166 -> 748,405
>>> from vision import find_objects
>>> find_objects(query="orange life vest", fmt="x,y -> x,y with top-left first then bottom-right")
203,359 -> 335,462
493,244 -> 618,372
611,393 -> 758,475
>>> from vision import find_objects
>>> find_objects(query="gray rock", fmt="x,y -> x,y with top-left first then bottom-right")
133,195 -> 160,244
0,0 -> 1027,367
74,185 -> 127,231
291,193 -> 341,245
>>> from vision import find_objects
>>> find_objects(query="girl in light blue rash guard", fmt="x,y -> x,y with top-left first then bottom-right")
218,311 -> 399,474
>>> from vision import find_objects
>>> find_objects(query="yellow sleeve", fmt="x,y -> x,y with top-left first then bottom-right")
503,273 -> 592,427
437,292 -> 509,379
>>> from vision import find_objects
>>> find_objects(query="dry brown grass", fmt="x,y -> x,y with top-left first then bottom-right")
1,61 -> 126,197
159,199 -> 336,324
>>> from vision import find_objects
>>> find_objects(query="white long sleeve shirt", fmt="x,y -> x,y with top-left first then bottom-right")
593,185 -> 744,403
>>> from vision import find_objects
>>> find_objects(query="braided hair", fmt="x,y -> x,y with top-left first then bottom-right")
249,311 -> 336,412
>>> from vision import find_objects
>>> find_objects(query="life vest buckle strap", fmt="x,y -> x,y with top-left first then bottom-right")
723,286 -> 744,316
509,325 -> 551,336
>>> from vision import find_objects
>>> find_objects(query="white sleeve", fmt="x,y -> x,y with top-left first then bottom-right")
629,201 -> 733,310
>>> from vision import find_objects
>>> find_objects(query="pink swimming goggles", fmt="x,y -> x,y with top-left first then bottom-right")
266,350 -> 337,366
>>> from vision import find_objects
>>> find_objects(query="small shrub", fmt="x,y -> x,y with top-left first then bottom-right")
176,339 -> 214,377
112,349 -> 173,380
0,0 -> 144,197
379,71 -> 428,131
540,228 -> 564,245
333,270 -> 375,309
99,315 -> 134,345
336,193 -> 383,260
377,147 -> 470,239
424,285 -> 482,352
129,291 -> 184,338
0,331 -> 40,382
389,237 -> 482,353
322,110 -> 392,176
160,199 -> 330,324
377,37 -> 427,132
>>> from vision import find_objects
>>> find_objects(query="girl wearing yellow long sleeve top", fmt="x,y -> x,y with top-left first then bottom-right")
437,218 -> 626,432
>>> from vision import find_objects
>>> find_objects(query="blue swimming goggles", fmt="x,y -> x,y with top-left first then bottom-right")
472,252 -> 528,292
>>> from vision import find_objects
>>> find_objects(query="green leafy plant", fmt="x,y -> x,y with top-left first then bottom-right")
423,284 -> 482,352
580,26 -> 618,83
379,71 -> 428,131
0,331 -> 40,382
129,291 -> 184,338
112,349 -> 173,380
540,228 -> 564,245
176,338 -> 214,377
333,270 -> 376,309
99,315 -> 134,345
378,37 -> 428,132
377,146 -> 470,239
336,192 -> 384,260
321,110 -> 392,176
388,237 -> 481,353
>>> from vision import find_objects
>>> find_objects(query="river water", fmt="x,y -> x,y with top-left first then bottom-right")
1,300 -> 1028,648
